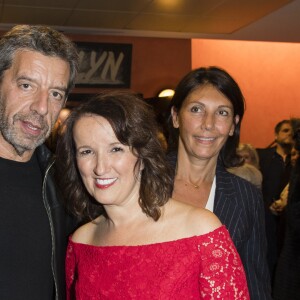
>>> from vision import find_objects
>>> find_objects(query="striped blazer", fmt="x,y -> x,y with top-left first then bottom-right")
214,162 -> 272,300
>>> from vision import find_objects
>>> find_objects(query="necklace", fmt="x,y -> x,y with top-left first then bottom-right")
175,177 -> 201,189
184,181 -> 200,189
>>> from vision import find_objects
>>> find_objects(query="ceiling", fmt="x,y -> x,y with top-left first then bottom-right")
0,0 -> 299,43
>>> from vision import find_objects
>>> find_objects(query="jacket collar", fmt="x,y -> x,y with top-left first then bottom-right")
214,160 -> 239,216
35,144 -> 54,173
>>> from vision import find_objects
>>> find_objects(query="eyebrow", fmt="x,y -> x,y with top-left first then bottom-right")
16,75 -> 68,93
217,104 -> 233,108
189,101 -> 233,108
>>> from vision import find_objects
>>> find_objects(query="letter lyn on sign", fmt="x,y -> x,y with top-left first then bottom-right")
75,42 -> 132,88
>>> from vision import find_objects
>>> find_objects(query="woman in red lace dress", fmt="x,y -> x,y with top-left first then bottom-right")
56,92 -> 250,299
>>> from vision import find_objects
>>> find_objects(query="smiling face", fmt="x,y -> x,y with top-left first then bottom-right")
172,84 -> 239,163
0,50 -> 70,161
73,115 -> 141,208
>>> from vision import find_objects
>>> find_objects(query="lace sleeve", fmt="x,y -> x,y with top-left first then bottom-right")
65,239 -> 76,300
198,227 -> 250,299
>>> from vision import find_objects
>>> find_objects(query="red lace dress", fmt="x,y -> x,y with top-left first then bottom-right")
66,225 -> 249,299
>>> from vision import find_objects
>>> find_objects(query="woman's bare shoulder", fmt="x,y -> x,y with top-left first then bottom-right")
167,198 -> 222,236
71,216 -> 103,244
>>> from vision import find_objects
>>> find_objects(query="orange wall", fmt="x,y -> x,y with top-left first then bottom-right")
69,34 -> 191,99
191,39 -> 300,148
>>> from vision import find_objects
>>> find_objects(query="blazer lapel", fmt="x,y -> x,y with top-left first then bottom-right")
214,162 -> 242,243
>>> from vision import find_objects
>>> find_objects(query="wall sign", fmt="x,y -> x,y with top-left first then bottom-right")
75,42 -> 132,88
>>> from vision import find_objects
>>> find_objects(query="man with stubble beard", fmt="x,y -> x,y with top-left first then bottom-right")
0,25 -> 78,300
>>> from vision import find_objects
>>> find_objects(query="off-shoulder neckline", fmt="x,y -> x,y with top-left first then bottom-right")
69,225 -> 226,249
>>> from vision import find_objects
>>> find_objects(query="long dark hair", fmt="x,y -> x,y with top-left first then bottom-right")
56,92 -> 174,222
167,66 -> 245,168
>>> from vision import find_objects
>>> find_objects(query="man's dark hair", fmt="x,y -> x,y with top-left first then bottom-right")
274,120 -> 290,134
0,24 -> 79,97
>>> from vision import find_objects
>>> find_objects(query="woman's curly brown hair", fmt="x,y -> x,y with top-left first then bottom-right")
56,92 -> 174,223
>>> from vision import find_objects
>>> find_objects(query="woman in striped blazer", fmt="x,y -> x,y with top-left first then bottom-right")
166,66 -> 272,300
